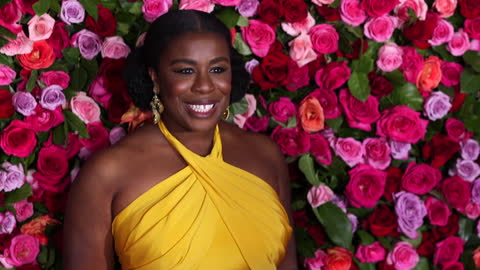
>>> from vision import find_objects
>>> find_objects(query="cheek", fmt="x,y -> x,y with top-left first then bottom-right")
214,73 -> 232,95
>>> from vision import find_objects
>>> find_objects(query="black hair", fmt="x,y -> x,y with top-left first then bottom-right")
124,10 -> 250,112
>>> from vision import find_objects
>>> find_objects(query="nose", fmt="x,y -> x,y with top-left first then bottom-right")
192,70 -> 214,94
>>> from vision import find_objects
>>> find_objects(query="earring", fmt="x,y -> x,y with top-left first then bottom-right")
151,86 -> 164,124
223,107 -> 230,120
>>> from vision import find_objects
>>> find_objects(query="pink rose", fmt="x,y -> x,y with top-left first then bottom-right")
315,61 -> 351,90
281,12 -> 315,36
364,15 -> 398,42
394,0 -> 428,22
27,14 -> 55,41
70,92 -> 101,124
447,29 -> 470,56
362,137 -> 391,170
376,105 -> 428,143
0,1 -> 22,34
0,31 -> 33,56
284,61 -> 310,91
304,249 -> 327,270
433,0 -> 457,18
212,0 -> 241,6
399,46 -> 424,83
13,200 -> 34,222
425,196 -> 451,226
24,106 -> 64,133
233,94 -> 256,128
271,126 -> 310,156
386,242 -> 419,270
241,19 -> 276,57
434,236 -> 465,267
101,36 -> 131,59
346,164 -> 387,208
340,0 -> 367,27
142,0 -> 172,23
288,33 -> 317,67
307,184 -> 334,208
429,19 -> 455,46
377,42 -> 403,72
308,88 -> 341,119
441,61 -> 463,86
309,24 -> 339,54
339,89 -> 380,132
309,133 -> 332,165
88,76 -> 111,108
4,234 -> 40,266
0,64 -> 16,85
179,0 -> 215,13
445,118 -> 472,142
335,137 -> 363,167
465,202 -> 480,219
39,70 -> 70,89
0,120 -> 36,158
355,242 -> 386,263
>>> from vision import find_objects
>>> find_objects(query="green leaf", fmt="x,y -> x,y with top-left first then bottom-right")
286,116 -> 297,128
0,53 -> 13,67
233,33 -> 252,56
128,1 -> 142,15
313,202 -> 353,249
459,216 -> 475,242
215,7 -> 240,29
294,227 -> 317,258
357,229 -> 375,245
354,56 -> 374,74
463,50 -> 480,73
37,245 -> 55,268
0,0 -> 13,8
412,257 -> 430,270
80,0 -> 98,20
325,116 -> 343,131
329,0 -> 340,8
357,262 -> 376,270
401,233 -> 423,247
50,0 -> 60,13
62,47 -> 80,64
389,83 -> 423,111
432,45 -> 457,62
230,97 -> 248,114
0,36 -> 8,48
70,66 -> 88,91
63,110 -> 89,138
460,68 -> 480,93
348,72 -> 370,101
291,199 -> 306,211
237,16 -> 249,27
0,25 -> 16,39
32,0 -> 51,15
53,123 -> 67,145
26,69 -> 38,92
345,26 -> 363,39
298,154 -> 320,186
4,184 -> 33,204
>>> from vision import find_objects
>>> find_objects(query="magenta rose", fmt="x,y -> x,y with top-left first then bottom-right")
39,70 -> 70,89
284,61 -> 310,92
241,19 -> 276,57
346,164 -> 387,208
47,22 -> 70,58
309,133 -> 332,165
364,15 -> 398,42
445,118 -> 472,142
271,126 -> 310,156
441,176 -> 471,210
4,234 -> 39,266
362,137 -> 391,170
335,137 -> 363,167
245,115 -> 269,132
315,61 -> 351,90
386,241 -> 419,270
79,122 -> 110,153
88,76 -> 111,108
441,61 -> 463,87
0,120 -> 36,158
361,0 -> 400,17
309,24 -> 339,54
376,105 -> 428,143
425,196 -> 451,226
339,88 -> 380,131
268,97 -> 296,123
24,106 -> 64,133
0,1 -> 23,34
465,17 -> 480,39
399,46 -> 424,83
434,236 -> 465,267
355,242 -> 386,263
308,88 -> 341,119
401,162 -> 442,195
0,64 -> 16,85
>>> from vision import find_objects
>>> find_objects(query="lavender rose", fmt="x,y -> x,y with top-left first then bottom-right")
71,29 -> 102,60
460,139 -> 480,161
471,179 -> 480,205
40,85 -> 66,110
2,162 -> 25,192
394,191 -> 427,239
12,91 -> 37,116
452,159 -> 480,182
109,126 -> 126,145
424,91 -> 452,120
0,211 -> 16,234
60,0 -> 86,25
236,0 -> 259,17
390,140 -> 411,160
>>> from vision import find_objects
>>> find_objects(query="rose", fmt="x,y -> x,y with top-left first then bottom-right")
284,62 -> 310,91
443,262 -> 465,270
417,56 -> 442,92
0,120 -> 36,158
308,89 -> 341,119
142,0 -> 172,22
334,137 -> 363,167
85,5 -> 117,37
252,50 -> 291,89
2,162 -> 25,192
315,6 -> 340,21
0,31 -> 33,56
39,71 -> 70,89
339,89 -> 380,132
404,12 -> 440,49
60,0 -> 85,25
307,184 -> 334,208
309,24 -> 339,54
0,65 -> 16,85
339,0 -> 367,27
288,33 -> 317,67
281,0 -> 308,23
472,180 -> 480,204
434,0 -> 458,18
401,162 -> 442,195
88,76 -> 111,108
376,42 -> 403,72
16,0 -> 38,16
394,0 -> 428,22
281,12 -> 315,36
466,202 -> 480,219
233,94 -> 256,128
361,0 -> 399,17
429,19 -> 454,46
447,29 -> 470,56
47,22 -> 70,58
33,146 -> 69,193
433,213 -> 460,239
244,59 -> 259,74
367,204 -> 398,237
39,85 -> 66,111
4,234 -> 39,266
109,126 -> 126,145
377,105 -> 428,143
475,248 -> 480,268
212,0 -> 241,6
390,140 -> 411,160
17,41 -> 55,70
364,15 -> 398,42
309,133 -> 332,165
425,196 -> 451,226
241,20 -> 276,57
24,106 -> 64,133
323,247 -> 352,270
464,17 -> 480,40
362,138 -> 391,170
102,36 -> 130,60
386,242 -> 419,270
314,61 -> 350,91
453,159 -> 480,182
299,96 -> 324,133
268,97 -> 296,123
79,122 -> 110,153
445,118 -> 473,142
304,249 -> 327,270
0,211 -> 16,234
384,167 -> 403,202
346,164 -> 387,208
71,29 -> 102,60
0,1 -> 22,34
236,0 -> 259,17
417,232 -> 437,257
0,89 -> 14,119
441,176 -> 471,210
441,61 -> 462,87
395,191 -> 427,239
13,200 -> 34,222
12,91 -> 36,116
399,46 -> 424,83
179,0 -> 215,13
459,0 -> 480,18
424,91 -> 452,121
245,115 -> 269,132
434,236 -> 465,266
369,73 -> 394,97
461,139 -> 480,160
355,242 -> 386,263
271,126 -> 310,156
27,14 -> 55,41
257,0 -> 282,26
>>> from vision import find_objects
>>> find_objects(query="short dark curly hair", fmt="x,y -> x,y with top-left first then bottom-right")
124,9 -> 250,112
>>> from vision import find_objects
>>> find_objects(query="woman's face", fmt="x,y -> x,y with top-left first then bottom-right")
152,32 -> 232,133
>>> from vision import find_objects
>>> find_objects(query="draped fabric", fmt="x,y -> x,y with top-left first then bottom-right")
112,121 -> 292,270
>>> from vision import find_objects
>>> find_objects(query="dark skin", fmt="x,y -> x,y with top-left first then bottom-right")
63,32 -> 298,270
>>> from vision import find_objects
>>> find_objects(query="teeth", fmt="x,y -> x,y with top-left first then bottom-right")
187,104 -> 215,113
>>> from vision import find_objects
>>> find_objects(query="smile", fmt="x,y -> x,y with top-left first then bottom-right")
184,102 -> 218,118
186,104 -> 215,112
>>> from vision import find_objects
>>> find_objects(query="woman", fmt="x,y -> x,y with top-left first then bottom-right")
63,10 -> 297,270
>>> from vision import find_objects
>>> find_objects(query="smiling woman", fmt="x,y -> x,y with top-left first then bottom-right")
63,9 -> 298,270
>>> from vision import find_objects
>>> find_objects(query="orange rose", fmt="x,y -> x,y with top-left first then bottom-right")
21,215 -> 60,245
17,40 -> 55,70
416,56 -> 442,92
324,247 -> 352,270
474,247 -> 480,268
299,96 -> 324,133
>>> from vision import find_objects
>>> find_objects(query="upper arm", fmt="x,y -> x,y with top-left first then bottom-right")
63,151 -> 119,270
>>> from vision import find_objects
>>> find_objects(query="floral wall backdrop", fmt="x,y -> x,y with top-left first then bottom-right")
0,0 -> 479,269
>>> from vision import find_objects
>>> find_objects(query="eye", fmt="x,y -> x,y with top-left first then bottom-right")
173,68 -> 194,74
210,66 -> 227,73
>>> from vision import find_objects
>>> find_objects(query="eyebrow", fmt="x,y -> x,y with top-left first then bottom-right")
169,57 -> 230,66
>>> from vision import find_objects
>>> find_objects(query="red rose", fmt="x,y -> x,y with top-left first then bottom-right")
16,0 -> 39,15
17,41 -> 55,70
459,0 -> 480,19
315,5 -> 340,22
464,17 -> 480,40
342,39 -> 369,59
24,106 -> 64,133
449,86 -> 466,113
422,134 -> 460,168
339,88 -> 380,132
434,236 -> 465,267
47,22 -> 70,59
270,126 -> 310,156
245,115 -> 269,132
442,262 -> 464,270
383,166 -> 402,202
307,57 -> 326,78
433,213 -> 460,240
86,5 -> 117,37
99,58 -> 128,94
401,162 -> 442,195
257,0 -> 283,26
361,0 -> 399,17
17,264 -> 42,270
281,0 -> 308,23
33,146 -> 69,193
107,94 -> 130,123
292,209 -> 308,227
0,120 -> 37,158
308,89 -> 341,119
366,204 -> 399,237
253,51 -> 291,89
306,224 -> 327,246
417,231 -> 438,257
441,176 -> 471,211
79,122 -> 110,153
369,73 -> 394,98
0,89 -> 14,118
315,61 -> 351,90
445,118 -> 473,142
403,12 -> 439,49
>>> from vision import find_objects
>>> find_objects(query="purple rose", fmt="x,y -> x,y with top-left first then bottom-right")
471,179 -> 480,205
109,126 -> 126,145
71,29 -> 101,60
348,213 -> 358,232
39,85 -> 66,110
424,91 -> 452,121
2,162 -> 25,192
461,139 -> 480,161
394,191 -> 427,239
60,0 -> 86,25
236,0 -> 259,17
12,91 -> 37,116
452,159 -> 480,182
390,140 -> 411,160
0,211 -> 16,234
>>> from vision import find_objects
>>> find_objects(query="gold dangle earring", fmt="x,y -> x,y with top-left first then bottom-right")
151,85 -> 164,124
223,106 -> 230,120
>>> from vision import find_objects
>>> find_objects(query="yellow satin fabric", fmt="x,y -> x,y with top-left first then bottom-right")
112,121 -> 292,270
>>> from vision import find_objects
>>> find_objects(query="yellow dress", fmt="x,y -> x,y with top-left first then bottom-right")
112,121 -> 292,270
